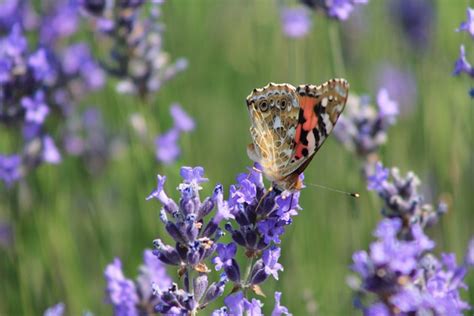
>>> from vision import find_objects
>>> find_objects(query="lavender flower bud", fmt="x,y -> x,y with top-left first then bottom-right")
224,259 -> 241,283
193,274 -> 208,302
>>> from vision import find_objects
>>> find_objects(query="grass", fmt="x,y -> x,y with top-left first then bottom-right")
0,1 -> 473,315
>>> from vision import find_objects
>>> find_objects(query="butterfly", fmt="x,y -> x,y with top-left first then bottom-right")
246,78 -> 349,191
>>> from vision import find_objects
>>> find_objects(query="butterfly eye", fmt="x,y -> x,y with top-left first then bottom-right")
259,101 -> 269,112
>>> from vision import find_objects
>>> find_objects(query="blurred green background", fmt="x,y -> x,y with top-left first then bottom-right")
1,0 -> 474,315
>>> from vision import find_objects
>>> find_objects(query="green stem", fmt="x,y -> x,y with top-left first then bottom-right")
186,267 -> 198,316
242,256 -> 255,297
328,22 -> 346,77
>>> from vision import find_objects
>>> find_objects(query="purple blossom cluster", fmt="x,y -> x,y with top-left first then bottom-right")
0,1 -> 105,186
350,217 -> 473,315
453,7 -> 474,97
104,250 -> 171,315
367,162 -> 447,233
349,161 -> 474,315
155,104 -> 195,164
301,0 -> 368,21
80,0 -> 188,99
136,165 -> 293,314
333,89 -> 399,162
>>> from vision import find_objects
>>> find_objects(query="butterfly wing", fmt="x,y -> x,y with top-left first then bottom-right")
246,79 -> 349,190
292,78 -> 349,162
246,83 -> 300,182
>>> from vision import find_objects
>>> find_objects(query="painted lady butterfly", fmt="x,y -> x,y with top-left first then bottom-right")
246,79 -> 349,191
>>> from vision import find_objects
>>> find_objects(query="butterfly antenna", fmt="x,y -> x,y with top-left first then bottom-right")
305,182 -> 360,198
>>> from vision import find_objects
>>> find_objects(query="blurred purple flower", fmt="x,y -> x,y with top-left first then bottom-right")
62,43 -> 105,90
456,7 -> 474,37
0,221 -> 13,248
138,249 -> 171,294
0,154 -> 22,186
328,0 -> 368,21
42,135 -> 61,164
170,103 -> 195,132
272,292 -> 291,316
40,1 -> 79,44
366,162 -> 388,191
364,303 -> 390,316
0,2 -> 107,186
389,0 -> 434,52
334,93 -> 398,158
21,90 -> 50,124
155,104 -> 195,165
466,238 -> 474,266
375,64 -> 417,116
104,258 -> 139,316
280,6 -> 312,38
376,88 -> 399,122
453,45 -> 473,76
301,0 -> 368,21
105,249 -> 173,315
43,303 -> 65,316
155,128 -> 180,164
28,49 -> 52,81
81,0 -> 187,98
2,24 -> 27,57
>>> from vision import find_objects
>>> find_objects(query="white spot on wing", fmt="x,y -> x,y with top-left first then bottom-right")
273,116 -> 282,129
321,98 -> 328,107
322,113 -> 333,136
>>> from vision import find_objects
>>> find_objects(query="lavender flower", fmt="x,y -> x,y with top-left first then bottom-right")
280,7 -> 312,38
155,104 -> 195,165
301,0 -> 368,21
0,154 -> 22,186
333,90 -> 399,161
213,243 -> 241,282
81,0 -> 187,99
212,290 -> 291,316
224,165 -> 300,257
453,45 -> 474,77
155,128 -> 181,164
43,303 -> 65,316
389,0 -> 434,52
272,292 -> 291,316
350,218 -> 472,315
367,162 -> 447,232
466,238 -> 474,266
104,249 -> 172,315
104,258 -> 139,316
0,2 -> 105,186
146,166 -> 230,314
144,165 -> 295,314
375,64 -> 417,116
457,8 -> 474,37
